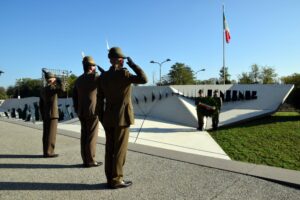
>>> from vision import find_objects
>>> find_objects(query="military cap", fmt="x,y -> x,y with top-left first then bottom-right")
45,72 -> 55,79
82,56 -> 96,66
108,47 -> 126,59
214,89 -> 219,93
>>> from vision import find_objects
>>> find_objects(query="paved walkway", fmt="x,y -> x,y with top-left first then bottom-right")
59,116 -> 230,160
0,119 -> 300,200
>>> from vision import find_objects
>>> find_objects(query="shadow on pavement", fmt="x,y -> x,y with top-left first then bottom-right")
130,127 -> 196,133
0,163 -> 85,169
0,182 -> 108,190
0,154 -> 43,159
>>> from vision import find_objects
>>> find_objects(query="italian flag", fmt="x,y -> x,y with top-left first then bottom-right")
223,12 -> 231,43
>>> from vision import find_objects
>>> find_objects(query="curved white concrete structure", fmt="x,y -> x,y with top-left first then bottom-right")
0,84 -> 293,160
0,84 -> 294,128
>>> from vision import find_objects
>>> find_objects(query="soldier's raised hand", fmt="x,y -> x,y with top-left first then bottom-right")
126,57 -> 134,67
56,77 -> 62,85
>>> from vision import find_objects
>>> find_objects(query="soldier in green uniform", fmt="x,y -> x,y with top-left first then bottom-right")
212,89 -> 222,130
195,89 -> 206,131
72,56 -> 103,167
98,47 -> 147,189
39,72 -> 65,158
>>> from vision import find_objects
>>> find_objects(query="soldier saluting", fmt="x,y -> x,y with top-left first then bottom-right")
72,56 -> 103,167
39,71 -> 65,158
98,47 -> 147,189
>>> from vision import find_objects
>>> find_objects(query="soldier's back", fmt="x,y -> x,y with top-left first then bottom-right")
74,73 -> 99,117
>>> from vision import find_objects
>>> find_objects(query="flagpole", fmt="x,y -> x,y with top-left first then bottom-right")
223,4 -> 226,85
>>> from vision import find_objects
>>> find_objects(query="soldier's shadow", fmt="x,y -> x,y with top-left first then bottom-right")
0,154 -> 43,159
0,182 -> 108,190
0,163 -> 84,169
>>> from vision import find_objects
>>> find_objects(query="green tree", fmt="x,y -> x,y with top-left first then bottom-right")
249,64 -> 260,83
6,86 -> 16,98
5,75 -> 78,99
219,67 -> 231,84
238,72 -> 252,84
281,73 -> 300,88
65,74 -> 77,97
198,78 -> 219,85
260,67 -> 278,84
18,78 -> 43,97
6,78 -> 43,98
0,87 -> 7,99
239,64 -> 278,84
165,63 -> 195,85
281,73 -> 300,110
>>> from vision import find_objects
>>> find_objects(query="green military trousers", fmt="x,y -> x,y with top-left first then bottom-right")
196,109 -> 205,129
104,126 -> 130,185
79,116 -> 99,165
212,110 -> 220,130
42,118 -> 58,156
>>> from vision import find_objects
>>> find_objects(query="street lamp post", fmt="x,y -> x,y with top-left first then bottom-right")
194,68 -> 205,85
62,70 -> 72,98
16,78 -> 22,99
150,58 -> 171,85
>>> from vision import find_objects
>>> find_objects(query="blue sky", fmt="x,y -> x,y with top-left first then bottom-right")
0,0 -> 299,88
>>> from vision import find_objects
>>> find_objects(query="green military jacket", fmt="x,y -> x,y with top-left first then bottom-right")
39,81 -> 65,120
195,96 -> 219,117
98,63 -> 147,127
72,73 -> 100,118
213,96 -> 222,111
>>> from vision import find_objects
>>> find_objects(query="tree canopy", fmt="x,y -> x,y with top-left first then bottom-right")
0,87 -> 7,99
238,64 -> 278,84
260,67 -> 278,84
4,74 -> 78,99
219,67 -> 231,84
65,74 -> 77,97
237,72 -> 252,84
162,63 -> 196,85
6,78 -> 43,98
281,73 -> 300,88
281,73 -> 300,110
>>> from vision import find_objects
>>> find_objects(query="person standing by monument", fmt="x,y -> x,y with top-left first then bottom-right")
98,47 -> 147,189
195,89 -> 206,131
39,72 -> 65,158
212,89 -> 222,130
72,56 -> 103,167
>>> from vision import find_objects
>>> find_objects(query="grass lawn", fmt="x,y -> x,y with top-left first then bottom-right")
210,112 -> 300,171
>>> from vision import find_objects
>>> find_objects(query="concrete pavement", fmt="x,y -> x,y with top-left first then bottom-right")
0,119 -> 300,200
58,116 -> 230,160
